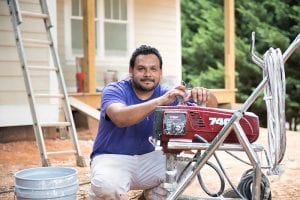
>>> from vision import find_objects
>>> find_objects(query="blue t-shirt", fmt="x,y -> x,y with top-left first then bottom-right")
90,79 -> 177,159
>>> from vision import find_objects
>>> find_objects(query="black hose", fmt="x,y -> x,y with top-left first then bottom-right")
196,160 -> 225,197
193,134 -> 244,198
176,152 -> 225,197
237,169 -> 271,200
189,134 -> 226,197
180,134 -> 272,199
0,188 -> 14,194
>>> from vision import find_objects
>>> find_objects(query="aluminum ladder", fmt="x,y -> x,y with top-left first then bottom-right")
7,0 -> 86,167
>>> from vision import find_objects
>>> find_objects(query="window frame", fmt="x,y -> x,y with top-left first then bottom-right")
64,0 -> 133,65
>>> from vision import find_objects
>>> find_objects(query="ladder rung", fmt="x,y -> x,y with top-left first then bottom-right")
28,65 -> 58,71
47,150 -> 77,156
23,38 -> 51,45
21,11 -> 49,19
34,93 -> 64,98
40,122 -> 71,127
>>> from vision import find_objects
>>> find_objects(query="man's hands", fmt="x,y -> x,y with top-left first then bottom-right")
188,87 -> 211,105
159,85 -> 218,108
159,85 -> 187,105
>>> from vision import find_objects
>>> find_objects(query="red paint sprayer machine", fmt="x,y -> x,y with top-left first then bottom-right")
152,32 -> 299,200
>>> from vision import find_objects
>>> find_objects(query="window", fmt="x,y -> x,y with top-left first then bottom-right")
104,0 -> 128,55
70,0 -> 98,55
67,0 -> 129,59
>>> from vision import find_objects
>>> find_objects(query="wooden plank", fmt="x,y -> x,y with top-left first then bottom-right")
211,88 -> 236,105
224,0 -> 236,104
82,0 -> 96,93
69,96 -> 100,121
69,93 -> 101,109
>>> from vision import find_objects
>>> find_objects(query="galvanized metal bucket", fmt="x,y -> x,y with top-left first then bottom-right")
14,167 -> 78,199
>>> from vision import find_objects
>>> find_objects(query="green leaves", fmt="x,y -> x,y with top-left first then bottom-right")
181,0 -> 300,129
181,0 -> 224,81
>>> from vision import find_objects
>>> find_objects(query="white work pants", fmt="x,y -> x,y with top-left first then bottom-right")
89,150 -> 167,200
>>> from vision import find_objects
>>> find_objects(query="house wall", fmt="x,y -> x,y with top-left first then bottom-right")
0,0 -> 181,127
134,0 -> 182,87
0,0 -> 58,126
57,0 -> 181,92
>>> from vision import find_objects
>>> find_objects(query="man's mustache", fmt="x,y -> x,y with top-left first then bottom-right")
141,78 -> 155,82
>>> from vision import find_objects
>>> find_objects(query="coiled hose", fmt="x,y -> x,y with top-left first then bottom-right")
263,48 -> 286,175
237,169 -> 271,200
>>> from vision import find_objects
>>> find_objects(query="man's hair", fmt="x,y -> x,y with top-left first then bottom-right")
129,45 -> 163,69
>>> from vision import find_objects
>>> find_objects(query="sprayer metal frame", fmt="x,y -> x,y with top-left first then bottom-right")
165,32 -> 300,200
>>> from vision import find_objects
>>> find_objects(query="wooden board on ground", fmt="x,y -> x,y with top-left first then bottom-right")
69,96 -> 100,121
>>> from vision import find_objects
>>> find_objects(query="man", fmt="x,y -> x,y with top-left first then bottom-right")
89,45 -> 218,200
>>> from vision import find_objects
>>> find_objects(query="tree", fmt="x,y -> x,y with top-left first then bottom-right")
181,0 -> 224,87
181,0 -> 300,129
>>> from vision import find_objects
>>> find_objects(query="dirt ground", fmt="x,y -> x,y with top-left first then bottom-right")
0,128 -> 299,199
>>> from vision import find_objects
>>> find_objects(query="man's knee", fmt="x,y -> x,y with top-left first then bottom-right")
89,178 -> 128,200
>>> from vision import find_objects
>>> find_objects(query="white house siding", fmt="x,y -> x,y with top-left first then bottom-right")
0,0 -> 181,127
56,0 -> 72,90
58,0 -> 181,92
0,0 -> 59,126
134,0 -> 182,87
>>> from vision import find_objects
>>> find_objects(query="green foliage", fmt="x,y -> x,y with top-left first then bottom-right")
181,0 -> 224,77
181,0 -> 300,129
185,63 -> 225,88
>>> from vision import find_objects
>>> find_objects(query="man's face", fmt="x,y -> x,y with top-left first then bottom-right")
130,54 -> 162,92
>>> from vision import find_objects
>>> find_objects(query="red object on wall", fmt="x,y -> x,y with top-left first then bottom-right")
76,57 -> 84,92
76,72 -> 84,92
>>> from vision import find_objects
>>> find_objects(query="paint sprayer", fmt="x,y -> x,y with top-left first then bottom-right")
152,32 -> 299,200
